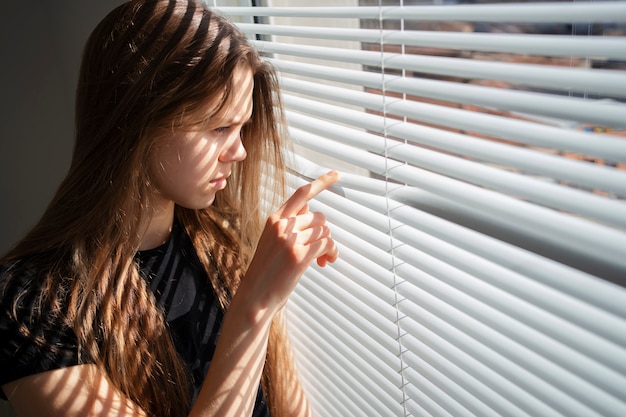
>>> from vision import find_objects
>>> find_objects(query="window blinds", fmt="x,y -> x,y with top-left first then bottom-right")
213,1 -> 626,416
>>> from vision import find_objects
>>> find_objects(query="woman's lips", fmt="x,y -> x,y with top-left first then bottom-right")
210,177 -> 228,189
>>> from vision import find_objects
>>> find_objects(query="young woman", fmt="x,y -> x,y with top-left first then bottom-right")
0,1 -> 338,416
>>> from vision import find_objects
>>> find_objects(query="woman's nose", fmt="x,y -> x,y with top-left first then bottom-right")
219,132 -> 247,163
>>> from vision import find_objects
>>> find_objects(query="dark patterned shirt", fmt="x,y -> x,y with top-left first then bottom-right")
0,222 -> 269,416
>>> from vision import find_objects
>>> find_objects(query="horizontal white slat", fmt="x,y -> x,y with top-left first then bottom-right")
284,354 -> 348,417
301,192 -> 626,389
238,23 -> 626,60
284,86 -> 626,163
293,147 -> 626,282
330,223 -> 392,272
382,75 -> 626,130
401,391 -> 440,417
392,243 -> 626,391
287,331 -> 371,417
288,156 -> 626,312
292,277 -> 401,378
298,180 -> 626,354
282,79 -> 626,190
288,362 -> 347,417
288,112 -> 626,208
401,298 -> 626,417
282,77 -> 626,163
325,224 -> 604,415
291,133 -> 626,280
289,293 -> 405,411
285,336 -> 356,417
289,155 -> 626,290
285,107 -> 626,196
269,58 -> 626,128
287,321 -> 397,416
328,256 -> 397,307
397,362 -> 470,417
380,1 -> 626,23
289,302 -> 401,405
400,336 -> 533,417
386,140 -> 626,224
298,260 -> 401,350
216,2 -> 626,22
389,219 -> 626,353
288,124 -> 626,239
216,6 -> 381,18
375,193 -> 626,317
292,280 -> 403,381
401,329 -> 573,417
398,350 -> 507,417
383,185 -> 626,285
328,227 -> 394,280
255,40 -> 626,97
398,269 -> 626,406
290,290 -> 404,397
400,309 -> 570,417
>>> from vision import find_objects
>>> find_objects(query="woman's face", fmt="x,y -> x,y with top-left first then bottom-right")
150,65 -> 254,210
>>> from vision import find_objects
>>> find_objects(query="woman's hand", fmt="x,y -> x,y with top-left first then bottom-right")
242,170 -> 339,315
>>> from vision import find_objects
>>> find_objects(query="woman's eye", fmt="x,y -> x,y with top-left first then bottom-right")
214,126 -> 230,134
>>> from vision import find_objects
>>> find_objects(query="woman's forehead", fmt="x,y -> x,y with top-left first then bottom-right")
207,65 -> 254,125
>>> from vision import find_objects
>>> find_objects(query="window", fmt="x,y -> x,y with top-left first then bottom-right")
212,1 -> 626,416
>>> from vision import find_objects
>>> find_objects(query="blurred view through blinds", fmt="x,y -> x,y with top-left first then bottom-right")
213,1 -> 626,416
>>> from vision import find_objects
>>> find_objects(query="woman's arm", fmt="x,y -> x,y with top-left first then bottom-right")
2,365 -> 147,417
191,170 -> 338,417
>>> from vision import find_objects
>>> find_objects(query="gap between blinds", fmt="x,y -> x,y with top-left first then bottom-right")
212,2 -> 626,417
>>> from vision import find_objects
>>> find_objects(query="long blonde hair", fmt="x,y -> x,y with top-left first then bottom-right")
2,1 -> 300,416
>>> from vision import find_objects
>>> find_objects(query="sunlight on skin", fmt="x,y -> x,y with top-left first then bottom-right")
3,365 -> 146,417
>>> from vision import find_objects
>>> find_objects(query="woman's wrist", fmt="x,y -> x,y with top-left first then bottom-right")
229,278 -> 280,330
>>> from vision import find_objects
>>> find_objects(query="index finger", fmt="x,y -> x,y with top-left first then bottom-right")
279,170 -> 339,217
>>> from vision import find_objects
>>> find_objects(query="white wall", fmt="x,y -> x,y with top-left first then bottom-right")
0,1 -> 124,414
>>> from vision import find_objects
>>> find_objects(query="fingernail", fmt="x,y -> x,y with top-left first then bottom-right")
327,170 -> 338,177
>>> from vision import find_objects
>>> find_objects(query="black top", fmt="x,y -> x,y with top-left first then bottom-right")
0,222 -> 269,416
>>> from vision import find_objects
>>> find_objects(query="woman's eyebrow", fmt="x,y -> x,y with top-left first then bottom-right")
226,111 -> 253,126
